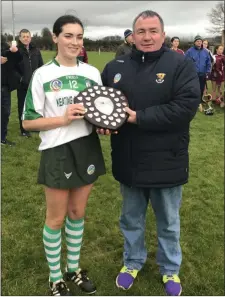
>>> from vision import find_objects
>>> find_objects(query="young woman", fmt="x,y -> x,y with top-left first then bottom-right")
203,39 -> 215,64
202,39 -> 215,96
211,45 -> 225,105
22,15 -> 106,296
170,37 -> 184,54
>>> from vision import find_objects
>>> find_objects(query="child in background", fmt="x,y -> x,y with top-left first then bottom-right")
170,37 -> 184,54
202,39 -> 215,96
211,45 -> 225,107
203,39 -> 215,64
77,46 -> 88,63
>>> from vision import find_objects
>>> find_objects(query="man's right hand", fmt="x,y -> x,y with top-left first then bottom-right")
9,46 -> 18,53
1,56 -> 8,64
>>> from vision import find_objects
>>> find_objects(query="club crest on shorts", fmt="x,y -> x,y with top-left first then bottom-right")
87,164 -> 95,175
64,172 -> 72,179
113,73 -> 121,84
156,73 -> 166,84
50,79 -> 63,91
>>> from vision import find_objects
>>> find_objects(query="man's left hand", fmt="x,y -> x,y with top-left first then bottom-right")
125,107 -> 137,124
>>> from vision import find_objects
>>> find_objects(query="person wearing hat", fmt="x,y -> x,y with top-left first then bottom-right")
185,35 -> 211,102
115,29 -> 134,58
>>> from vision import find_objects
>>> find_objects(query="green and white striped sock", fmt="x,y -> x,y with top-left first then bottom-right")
65,217 -> 84,272
43,225 -> 62,283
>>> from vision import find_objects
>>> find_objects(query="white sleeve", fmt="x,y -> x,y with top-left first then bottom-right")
22,69 -> 45,120
96,69 -> 103,86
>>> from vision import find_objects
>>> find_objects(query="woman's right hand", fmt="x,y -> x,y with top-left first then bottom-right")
63,103 -> 86,125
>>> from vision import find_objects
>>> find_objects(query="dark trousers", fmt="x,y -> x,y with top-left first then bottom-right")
1,86 -> 11,141
17,84 -> 28,133
198,74 -> 206,102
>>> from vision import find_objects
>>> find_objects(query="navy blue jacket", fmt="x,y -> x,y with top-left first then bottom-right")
1,42 -> 23,91
101,46 -> 200,188
185,46 -> 211,74
16,41 -> 43,87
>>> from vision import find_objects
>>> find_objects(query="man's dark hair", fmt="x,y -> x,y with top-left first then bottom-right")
19,29 -> 31,36
171,36 -> 180,43
132,10 -> 164,32
53,15 -> 84,37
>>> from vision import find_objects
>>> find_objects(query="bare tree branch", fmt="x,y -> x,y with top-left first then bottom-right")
206,1 -> 224,34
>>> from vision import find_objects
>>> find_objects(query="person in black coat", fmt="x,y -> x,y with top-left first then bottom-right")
100,10 -> 200,296
115,29 -> 134,58
1,40 -> 22,145
16,29 -> 43,137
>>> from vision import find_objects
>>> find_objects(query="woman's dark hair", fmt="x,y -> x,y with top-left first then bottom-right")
171,36 -> 179,43
214,44 -> 224,54
53,15 -> 84,36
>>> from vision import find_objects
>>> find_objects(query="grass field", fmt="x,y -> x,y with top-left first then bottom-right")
2,51 -> 224,296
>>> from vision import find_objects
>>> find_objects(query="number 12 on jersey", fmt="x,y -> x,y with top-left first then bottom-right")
69,80 -> 78,89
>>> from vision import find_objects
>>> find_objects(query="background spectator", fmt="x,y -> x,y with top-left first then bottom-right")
16,29 -> 43,138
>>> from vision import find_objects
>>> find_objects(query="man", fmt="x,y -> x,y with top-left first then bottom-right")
1,39 -> 22,146
170,37 -> 184,54
77,45 -> 88,63
185,35 -> 211,101
16,29 -> 43,137
115,29 -> 133,58
101,10 -> 200,296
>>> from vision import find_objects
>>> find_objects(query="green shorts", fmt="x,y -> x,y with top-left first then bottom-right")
38,131 -> 106,189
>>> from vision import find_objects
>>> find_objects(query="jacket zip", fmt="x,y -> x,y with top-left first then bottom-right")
28,50 -> 32,72
21,49 -> 32,83
130,53 -> 161,186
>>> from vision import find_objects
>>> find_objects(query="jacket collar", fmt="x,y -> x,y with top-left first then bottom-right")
18,41 -> 34,51
131,45 -> 168,63
193,45 -> 203,51
124,40 -> 132,47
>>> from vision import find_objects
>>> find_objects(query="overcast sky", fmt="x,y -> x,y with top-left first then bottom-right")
1,1 -> 219,40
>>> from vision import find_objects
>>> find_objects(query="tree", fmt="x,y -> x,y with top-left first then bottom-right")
32,33 -> 42,49
1,33 -> 6,43
164,36 -> 171,47
41,27 -> 53,50
207,1 -> 224,34
103,35 -> 122,41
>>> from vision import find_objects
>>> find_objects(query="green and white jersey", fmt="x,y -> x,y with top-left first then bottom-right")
22,59 -> 102,151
